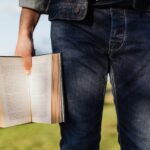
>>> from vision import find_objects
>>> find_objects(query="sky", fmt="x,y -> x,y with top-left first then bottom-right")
0,0 -> 52,56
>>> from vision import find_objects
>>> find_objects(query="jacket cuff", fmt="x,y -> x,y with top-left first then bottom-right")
19,0 -> 51,14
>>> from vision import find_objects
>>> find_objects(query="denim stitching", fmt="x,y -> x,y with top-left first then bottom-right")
102,74 -> 108,100
45,0 -> 51,12
113,8 -> 127,51
108,8 -> 113,53
109,8 -> 127,52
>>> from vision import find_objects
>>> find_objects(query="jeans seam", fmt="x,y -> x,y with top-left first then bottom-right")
108,8 -> 127,52
102,74 -> 108,100
110,64 -> 122,148
108,8 -> 113,53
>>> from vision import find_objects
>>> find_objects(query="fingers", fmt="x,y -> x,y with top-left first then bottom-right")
15,35 -> 33,75
22,56 -> 32,75
15,50 -> 32,75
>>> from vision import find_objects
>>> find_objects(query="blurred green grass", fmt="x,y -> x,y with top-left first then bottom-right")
0,82 -> 120,150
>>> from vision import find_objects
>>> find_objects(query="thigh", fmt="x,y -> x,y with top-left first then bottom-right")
50,17 -> 108,150
110,9 -> 150,150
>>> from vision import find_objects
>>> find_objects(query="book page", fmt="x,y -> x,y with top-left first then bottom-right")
29,54 -> 52,123
0,57 -> 31,128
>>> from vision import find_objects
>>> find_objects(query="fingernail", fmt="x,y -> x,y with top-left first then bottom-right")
25,70 -> 30,75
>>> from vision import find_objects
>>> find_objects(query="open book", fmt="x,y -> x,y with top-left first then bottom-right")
0,53 -> 65,128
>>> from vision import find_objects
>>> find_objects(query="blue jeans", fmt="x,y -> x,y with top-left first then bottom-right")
51,6 -> 150,150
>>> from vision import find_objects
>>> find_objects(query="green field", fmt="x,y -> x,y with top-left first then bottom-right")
0,82 -> 120,150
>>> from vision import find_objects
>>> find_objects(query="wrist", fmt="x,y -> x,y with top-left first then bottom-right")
18,29 -> 33,41
19,30 -> 33,38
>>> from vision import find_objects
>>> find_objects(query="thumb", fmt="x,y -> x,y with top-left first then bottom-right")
22,56 -> 32,75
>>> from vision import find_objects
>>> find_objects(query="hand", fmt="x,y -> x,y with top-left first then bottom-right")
15,34 -> 34,75
15,8 -> 40,75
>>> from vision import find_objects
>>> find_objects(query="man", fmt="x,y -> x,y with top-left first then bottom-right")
15,0 -> 150,149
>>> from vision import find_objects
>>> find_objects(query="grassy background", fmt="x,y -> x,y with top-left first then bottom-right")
0,82 -> 120,150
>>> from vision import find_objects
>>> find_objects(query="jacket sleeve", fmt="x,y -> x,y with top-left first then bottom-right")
19,0 -> 51,14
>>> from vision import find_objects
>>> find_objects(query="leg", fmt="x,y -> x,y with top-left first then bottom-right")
109,8 -> 150,150
50,8 -> 110,150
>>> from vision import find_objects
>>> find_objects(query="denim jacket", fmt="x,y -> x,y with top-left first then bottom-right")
19,0 -> 150,21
